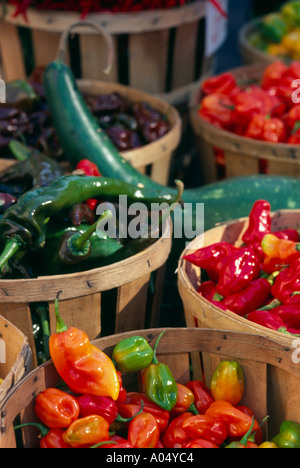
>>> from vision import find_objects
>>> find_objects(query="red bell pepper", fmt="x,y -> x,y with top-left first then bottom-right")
201,72 -> 237,96
127,412 -> 160,448
34,388 -> 80,429
182,414 -> 227,445
117,392 -> 170,432
216,244 -> 261,298
161,412 -> 193,448
185,380 -> 214,414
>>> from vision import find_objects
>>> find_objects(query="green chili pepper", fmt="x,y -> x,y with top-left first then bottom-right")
272,421 -> 300,448
0,175 -> 182,273
140,331 -> 178,411
258,13 -> 288,43
112,336 -> 154,373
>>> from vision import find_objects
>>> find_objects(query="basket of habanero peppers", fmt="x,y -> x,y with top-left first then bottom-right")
178,200 -> 300,348
189,59 -> 300,183
3,309 -> 300,449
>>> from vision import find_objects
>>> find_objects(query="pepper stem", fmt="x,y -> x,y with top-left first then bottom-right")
0,236 -> 24,273
152,330 -> 166,365
70,210 -> 113,252
115,400 -> 145,423
90,440 -> 118,449
239,416 -> 256,446
257,298 -> 281,311
14,422 -> 48,438
54,290 -> 68,334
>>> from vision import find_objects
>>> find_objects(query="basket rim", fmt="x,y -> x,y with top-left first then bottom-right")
238,16 -> 279,64
3,2 -> 206,34
189,62 -> 300,159
178,209 -> 300,345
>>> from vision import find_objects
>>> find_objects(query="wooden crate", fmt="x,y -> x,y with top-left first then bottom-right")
2,326 -> 300,447
0,218 -> 172,368
0,2 -> 216,106
0,78 -> 182,185
189,63 -> 300,183
0,315 -> 31,404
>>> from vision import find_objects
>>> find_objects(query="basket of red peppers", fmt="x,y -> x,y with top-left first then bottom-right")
3,296 -> 300,448
178,199 -> 300,347
189,60 -> 300,182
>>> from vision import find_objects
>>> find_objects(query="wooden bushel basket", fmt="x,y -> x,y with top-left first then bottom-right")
238,18 -> 277,66
0,315 -> 31,404
0,218 -> 172,368
0,2 -> 215,106
2,327 -> 300,447
189,63 -> 300,183
178,210 -> 300,436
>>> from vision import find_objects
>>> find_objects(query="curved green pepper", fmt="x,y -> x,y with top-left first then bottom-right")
140,331 -> 178,411
272,420 -> 300,448
112,336 -> 154,373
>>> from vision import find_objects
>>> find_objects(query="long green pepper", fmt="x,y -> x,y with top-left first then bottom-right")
140,331 -> 178,411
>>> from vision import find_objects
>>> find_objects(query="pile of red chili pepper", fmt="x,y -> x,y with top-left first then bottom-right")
15,294 -> 284,448
8,0 -> 190,20
184,199 -> 300,336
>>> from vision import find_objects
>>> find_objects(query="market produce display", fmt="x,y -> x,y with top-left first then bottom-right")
246,1 -> 300,60
13,297 -> 293,448
184,199 -> 300,336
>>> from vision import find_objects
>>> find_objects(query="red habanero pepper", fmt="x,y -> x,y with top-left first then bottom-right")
183,242 -> 239,282
185,380 -> 214,414
219,277 -> 272,316
116,371 -> 127,404
246,115 -> 287,143
205,400 -> 260,439
271,259 -> 300,304
127,412 -> 160,449
201,72 -> 237,96
76,394 -> 141,425
117,392 -> 170,432
232,86 -> 280,128
34,388 -> 80,429
182,414 -> 227,445
14,423 -> 72,449
95,434 -> 133,448
183,438 -> 220,448
261,60 -> 289,90
198,93 -> 235,130
287,126 -> 300,144
170,383 -> 199,417
62,415 -> 110,448
49,292 -> 120,400
162,412 -> 193,448
216,244 -> 261,298
242,199 -> 271,246
236,405 -> 263,445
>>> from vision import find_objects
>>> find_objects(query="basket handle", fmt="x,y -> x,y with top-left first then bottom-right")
56,20 -> 114,75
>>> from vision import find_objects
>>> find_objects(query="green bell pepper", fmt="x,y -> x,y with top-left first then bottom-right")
112,336 -> 154,373
258,13 -> 288,43
272,420 -> 300,448
140,331 -> 178,411
281,1 -> 300,28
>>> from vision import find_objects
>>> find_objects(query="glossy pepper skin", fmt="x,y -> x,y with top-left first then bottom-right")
14,423 -> 72,449
112,335 -> 154,373
272,420 -> 300,448
162,412 -> 193,448
34,388 -> 80,429
261,233 -> 300,267
242,199 -> 271,246
210,361 -> 244,406
185,380 -> 214,414
170,383 -> 199,417
127,413 -> 160,449
201,72 -> 237,96
225,417 -> 256,448
182,414 -> 227,445
216,244 -> 261,298
77,394 -> 142,425
62,415 -> 110,448
271,259 -> 300,304
49,291 -> 120,400
140,331 -> 177,411
246,309 -> 297,334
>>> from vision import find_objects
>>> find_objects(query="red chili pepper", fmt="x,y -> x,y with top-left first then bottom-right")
170,383 -> 199,417
264,304 -> 300,330
232,86 -> 280,128
219,277 -> 272,316
205,400 -> 260,439
261,60 -> 289,90
117,392 -> 170,432
161,412 -> 193,448
127,412 -> 160,448
183,242 -> 239,282
77,394 -> 140,425
271,259 -> 300,304
15,423 -> 72,448
273,229 -> 300,242
246,309 -> 293,333
185,380 -> 214,414
197,280 -> 217,301
242,199 -> 271,251
201,72 -> 237,96
76,159 -> 102,212
182,414 -> 227,445
216,245 -> 261,298
34,388 -> 80,429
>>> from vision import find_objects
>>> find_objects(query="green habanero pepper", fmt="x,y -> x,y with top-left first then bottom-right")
112,336 -> 154,373
272,420 -> 300,448
140,331 -> 178,411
